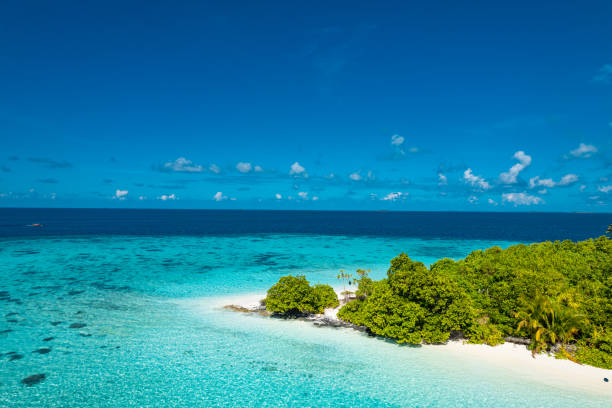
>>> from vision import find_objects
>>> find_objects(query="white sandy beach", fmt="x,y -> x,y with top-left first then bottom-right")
190,292 -> 612,397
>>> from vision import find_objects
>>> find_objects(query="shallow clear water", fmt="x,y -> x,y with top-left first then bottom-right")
0,234 -> 609,407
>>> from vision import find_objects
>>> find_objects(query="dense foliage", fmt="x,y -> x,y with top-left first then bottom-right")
265,275 -> 338,315
336,236 -> 612,368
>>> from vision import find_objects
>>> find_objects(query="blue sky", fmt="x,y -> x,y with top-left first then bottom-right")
1,1 -> 611,211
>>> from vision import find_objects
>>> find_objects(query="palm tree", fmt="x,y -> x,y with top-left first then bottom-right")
516,293 -> 553,355
336,270 -> 353,303
516,294 -> 583,357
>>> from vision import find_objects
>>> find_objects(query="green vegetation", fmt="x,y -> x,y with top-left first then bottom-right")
335,235 -> 612,368
265,275 -> 338,315
263,234 -> 612,368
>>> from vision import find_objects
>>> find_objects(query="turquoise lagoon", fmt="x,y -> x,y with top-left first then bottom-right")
0,234 -> 610,407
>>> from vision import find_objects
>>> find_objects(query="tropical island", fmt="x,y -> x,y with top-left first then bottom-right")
228,227 -> 612,370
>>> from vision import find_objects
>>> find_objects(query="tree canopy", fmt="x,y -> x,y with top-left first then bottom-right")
265,275 -> 338,315
338,236 -> 612,368
263,235 -> 612,368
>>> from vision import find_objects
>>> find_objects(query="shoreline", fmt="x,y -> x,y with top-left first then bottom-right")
192,291 -> 612,397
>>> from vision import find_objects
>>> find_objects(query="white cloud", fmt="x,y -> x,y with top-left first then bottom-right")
213,192 -> 227,201
298,191 -> 308,199
499,150 -> 531,184
463,169 -> 491,190
569,143 -> 597,158
529,176 -> 555,188
537,189 -> 548,195
236,162 -> 252,173
254,165 -> 263,172
579,185 -> 587,192
502,192 -> 543,206
275,193 -> 282,199
391,134 -> 404,146
558,174 -> 579,186
390,134 -> 417,156
115,189 -> 128,200
158,194 -> 176,201
468,195 -> 478,204
312,196 -> 319,201
163,157 -> 203,173
209,164 -> 221,174
598,185 -> 612,193
487,198 -> 498,206
289,162 -> 306,177
138,196 -> 146,200
349,170 -> 374,181
438,173 -> 448,185
529,174 -> 578,188
382,192 -> 407,201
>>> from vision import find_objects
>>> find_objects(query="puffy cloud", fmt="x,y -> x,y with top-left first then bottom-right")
438,173 -> 447,185
382,192 -> 407,201
463,169 -> 491,190
312,196 -> 319,201
499,150 -> 531,184
502,192 -> 543,206
579,185 -> 587,192
213,192 -> 227,201
558,174 -> 579,186
529,174 -> 578,188
487,198 -> 498,206
529,176 -> 555,188
158,194 -> 176,201
254,165 -> 264,172
275,193 -> 282,199
349,172 -> 362,181
297,191 -> 308,199
115,189 -> 128,200
468,195 -> 478,204
236,162 -> 252,173
569,143 -> 597,158
209,164 -> 221,174
289,162 -> 307,177
162,157 -> 203,173
598,185 -> 612,193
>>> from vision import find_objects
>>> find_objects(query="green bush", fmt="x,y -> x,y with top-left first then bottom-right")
265,275 -> 338,315
338,254 -> 474,344
313,284 -> 339,310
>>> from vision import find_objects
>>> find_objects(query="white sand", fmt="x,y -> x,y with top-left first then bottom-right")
193,292 -> 612,397
441,341 -> 611,395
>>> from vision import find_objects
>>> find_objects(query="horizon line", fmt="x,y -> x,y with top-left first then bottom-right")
0,207 -> 610,215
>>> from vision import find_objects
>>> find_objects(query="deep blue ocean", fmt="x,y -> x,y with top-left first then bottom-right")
1,208 -> 610,241
1,209 -> 610,407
